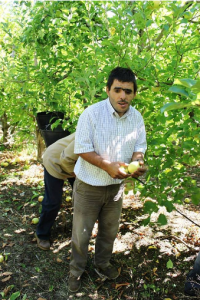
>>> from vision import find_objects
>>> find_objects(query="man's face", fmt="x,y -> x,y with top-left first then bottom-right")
106,79 -> 136,117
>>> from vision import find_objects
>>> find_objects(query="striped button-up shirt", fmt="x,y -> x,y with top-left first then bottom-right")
74,98 -> 147,186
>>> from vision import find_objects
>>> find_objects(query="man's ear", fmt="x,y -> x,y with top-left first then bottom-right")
106,86 -> 109,96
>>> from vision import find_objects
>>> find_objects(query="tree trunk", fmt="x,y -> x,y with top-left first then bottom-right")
35,127 -> 46,162
1,112 -> 10,143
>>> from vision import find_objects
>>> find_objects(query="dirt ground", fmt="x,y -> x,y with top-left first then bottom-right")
0,150 -> 200,300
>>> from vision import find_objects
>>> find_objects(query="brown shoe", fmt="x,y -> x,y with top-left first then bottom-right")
94,263 -> 119,280
68,273 -> 81,292
35,233 -> 50,250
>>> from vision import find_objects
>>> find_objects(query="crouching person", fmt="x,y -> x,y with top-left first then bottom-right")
35,132 -> 78,250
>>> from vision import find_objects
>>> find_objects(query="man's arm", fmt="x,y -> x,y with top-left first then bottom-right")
79,152 -> 129,179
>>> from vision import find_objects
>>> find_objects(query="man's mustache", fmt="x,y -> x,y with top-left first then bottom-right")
118,100 -> 128,104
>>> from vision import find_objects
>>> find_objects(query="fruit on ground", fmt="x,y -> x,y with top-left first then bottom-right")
66,196 -> 72,202
1,162 -> 9,167
32,218 -> 39,224
128,161 -> 140,173
0,255 -> 4,263
38,196 -> 44,202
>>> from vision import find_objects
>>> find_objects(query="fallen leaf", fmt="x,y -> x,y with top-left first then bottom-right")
1,275 -> 11,282
22,216 -> 27,223
88,246 -> 94,251
15,229 -> 26,234
148,245 -> 157,249
56,258 -> 62,263
153,267 -> 158,275
22,283 -> 31,287
115,282 -> 130,289
175,252 -> 181,258
3,272 -> 13,276
3,285 -> 13,296
37,298 -> 47,300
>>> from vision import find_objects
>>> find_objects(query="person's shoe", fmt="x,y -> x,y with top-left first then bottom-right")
184,269 -> 200,296
68,273 -> 81,292
94,263 -> 119,280
35,233 -> 50,251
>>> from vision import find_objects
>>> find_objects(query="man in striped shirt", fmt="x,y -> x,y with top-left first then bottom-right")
68,67 -> 147,292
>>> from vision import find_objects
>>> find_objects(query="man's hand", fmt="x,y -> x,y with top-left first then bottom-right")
105,162 -> 130,179
129,160 -> 147,178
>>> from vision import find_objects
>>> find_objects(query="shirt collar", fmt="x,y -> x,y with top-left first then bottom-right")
106,98 -> 133,119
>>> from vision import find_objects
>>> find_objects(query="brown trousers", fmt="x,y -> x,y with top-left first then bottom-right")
70,178 -> 124,277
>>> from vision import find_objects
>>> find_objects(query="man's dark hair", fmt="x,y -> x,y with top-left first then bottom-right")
106,67 -> 137,93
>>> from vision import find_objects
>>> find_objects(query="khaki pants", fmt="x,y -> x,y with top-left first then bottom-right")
70,178 -> 124,277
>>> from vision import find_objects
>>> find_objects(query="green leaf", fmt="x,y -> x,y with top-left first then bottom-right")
162,200 -> 175,213
191,80 -> 200,93
163,24 -> 170,31
166,259 -> 173,269
146,20 -> 153,27
157,213 -> 168,226
191,188 -> 200,205
141,216 -> 150,226
10,292 -> 20,300
168,86 -> 190,98
160,102 -> 190,113
174,78 -> 196,88
144,201 -> 158,214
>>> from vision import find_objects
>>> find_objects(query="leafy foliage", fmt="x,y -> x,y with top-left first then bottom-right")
0,1 -> 199,220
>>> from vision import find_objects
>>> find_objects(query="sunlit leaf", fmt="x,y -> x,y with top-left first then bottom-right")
160,102 -> 190,113
168,86 -> 190,98
166,259 -> 173,269
10,292 -> 20,300
174,78 -> 196,88
144,200 -> 158,214
191,80 -> 200,93
157,214 -> 168,226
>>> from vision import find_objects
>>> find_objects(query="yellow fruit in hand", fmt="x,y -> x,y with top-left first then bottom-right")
128,161 -> 140,173
38,196 -> 44,202
32,218 -> 39,224
119,166 -> 129,174
0,254 -> 4,263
